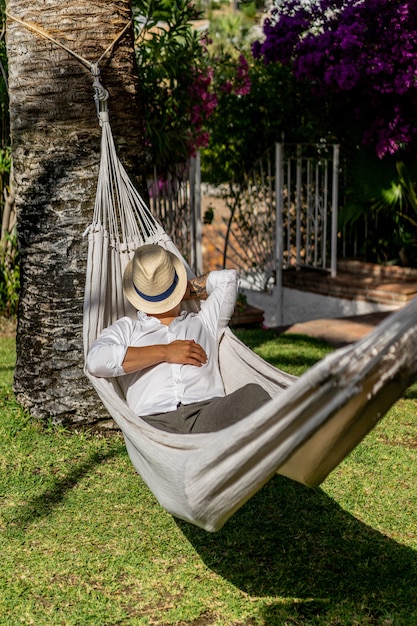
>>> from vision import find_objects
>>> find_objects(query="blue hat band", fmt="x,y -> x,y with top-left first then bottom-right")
134,271 -> 179,303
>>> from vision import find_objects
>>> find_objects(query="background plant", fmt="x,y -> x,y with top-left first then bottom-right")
252,0 -> 417,265
201,0 -> 326,188
133,0 -> 217,176
0,3 -> 15,316
200,5 -> 327,267
253,0 -> 417,160
0,145 -> 16,317
0,230 -> 19,317
340,146 -> 417,265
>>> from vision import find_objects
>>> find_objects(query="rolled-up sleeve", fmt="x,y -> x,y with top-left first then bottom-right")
86,317 -> 133,378
199,269 -> 239,337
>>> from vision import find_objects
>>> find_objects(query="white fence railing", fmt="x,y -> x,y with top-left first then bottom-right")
275,143 -> 339,275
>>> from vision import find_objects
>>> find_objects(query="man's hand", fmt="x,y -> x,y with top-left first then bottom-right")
165,340 -> 207,366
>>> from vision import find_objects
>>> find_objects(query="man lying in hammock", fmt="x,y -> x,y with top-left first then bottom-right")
86,244 -> 270,433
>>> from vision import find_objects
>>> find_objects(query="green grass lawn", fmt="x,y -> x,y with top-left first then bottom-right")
1,329 -> 416,625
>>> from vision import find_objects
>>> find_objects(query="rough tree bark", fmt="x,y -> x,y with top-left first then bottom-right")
6,0 -> 145,426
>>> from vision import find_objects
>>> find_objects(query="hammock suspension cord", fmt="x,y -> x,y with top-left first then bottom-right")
6,11 -> 131,115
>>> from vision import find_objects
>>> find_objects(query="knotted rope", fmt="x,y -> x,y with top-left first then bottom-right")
91,64 -> 110,123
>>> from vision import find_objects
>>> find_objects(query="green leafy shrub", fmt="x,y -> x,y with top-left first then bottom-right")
133,0 -> 216,176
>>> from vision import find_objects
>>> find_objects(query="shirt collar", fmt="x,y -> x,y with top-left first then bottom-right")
136,309 -> 187,324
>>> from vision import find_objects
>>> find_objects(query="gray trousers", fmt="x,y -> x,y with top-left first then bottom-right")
141,383 -> 271,434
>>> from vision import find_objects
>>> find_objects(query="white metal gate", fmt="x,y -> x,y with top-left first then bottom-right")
218,143 -> 339,320
148,144 -> 339,325
274,143 -> 340,324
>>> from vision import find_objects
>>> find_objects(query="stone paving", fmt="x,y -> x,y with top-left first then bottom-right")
281,310 -> 391,347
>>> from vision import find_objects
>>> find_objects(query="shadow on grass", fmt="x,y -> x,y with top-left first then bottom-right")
4,443 -> 126,531
177,475 -> 417,621
403,386 -> 417,400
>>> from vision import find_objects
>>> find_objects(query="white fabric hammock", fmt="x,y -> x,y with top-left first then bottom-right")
83,108 -> 417,532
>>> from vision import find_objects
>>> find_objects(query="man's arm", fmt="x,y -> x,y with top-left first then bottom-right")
86,317 -> 207,378
122,340 -> 207,374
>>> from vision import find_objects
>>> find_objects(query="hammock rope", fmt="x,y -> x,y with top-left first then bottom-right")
6,12 -> 132,83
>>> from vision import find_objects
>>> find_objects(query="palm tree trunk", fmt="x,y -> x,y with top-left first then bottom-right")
6,0 -> 145,426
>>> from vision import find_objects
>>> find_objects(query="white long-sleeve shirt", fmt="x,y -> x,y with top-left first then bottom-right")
86,269 -> 239,417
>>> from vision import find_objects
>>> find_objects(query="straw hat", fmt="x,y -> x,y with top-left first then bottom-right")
123,244 -> 188,314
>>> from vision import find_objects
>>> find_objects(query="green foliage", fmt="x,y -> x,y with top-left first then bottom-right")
0,145 -> 10,217
240,1 -> 257,19
133,0 -> 326,185
208,9 -> 254,57
340,147 -> 417,265
0,145 -> 11,208
0,144 -> 10,175
0,6 -> 14,312
0,147 -> 16,316
200,3 -> 329,185
342,149 -> 413,218
0,231 -> 19,317
133,0 -> 214,175
396,160 -> 417,221
202,57 -> 325,185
